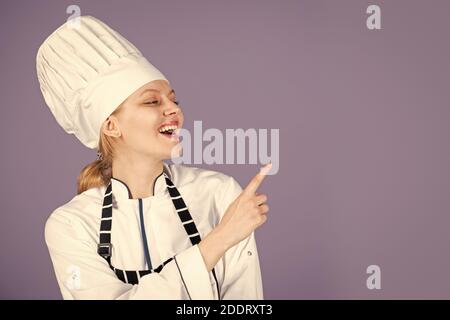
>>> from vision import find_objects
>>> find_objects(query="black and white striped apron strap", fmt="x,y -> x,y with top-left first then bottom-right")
97,183 -> 113,265
110,257 -> 174,285
164,174 -> 201,245
97,182 -> 172,284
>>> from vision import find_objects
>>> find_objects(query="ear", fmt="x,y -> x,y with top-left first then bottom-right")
101,116 -> 121,138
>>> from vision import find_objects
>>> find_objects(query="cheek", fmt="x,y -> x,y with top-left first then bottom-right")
124,112 -> 159,140
178,111 -> 185,127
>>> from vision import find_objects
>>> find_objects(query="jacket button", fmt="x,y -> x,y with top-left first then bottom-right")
247,250 -> 252,256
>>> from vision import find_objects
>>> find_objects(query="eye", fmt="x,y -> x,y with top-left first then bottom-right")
143,99 -> 180,106
144,100 -> 159,105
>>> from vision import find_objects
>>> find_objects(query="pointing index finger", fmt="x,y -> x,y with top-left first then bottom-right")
243,163 -> 272,196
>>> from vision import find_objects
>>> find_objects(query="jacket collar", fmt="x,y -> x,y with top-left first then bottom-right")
110,162 -> 172,200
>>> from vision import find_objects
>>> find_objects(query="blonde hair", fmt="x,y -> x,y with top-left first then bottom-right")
76,107 -> 122,194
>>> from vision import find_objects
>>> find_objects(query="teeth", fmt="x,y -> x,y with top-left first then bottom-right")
158,125 -> 177,133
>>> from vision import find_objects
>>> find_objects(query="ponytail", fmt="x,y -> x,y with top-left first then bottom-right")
76,158 -> 111,195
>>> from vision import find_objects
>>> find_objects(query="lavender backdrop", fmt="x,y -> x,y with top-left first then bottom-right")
1,0 -> 449,299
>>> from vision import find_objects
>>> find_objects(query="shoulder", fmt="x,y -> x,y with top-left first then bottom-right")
44,189 -> 103,247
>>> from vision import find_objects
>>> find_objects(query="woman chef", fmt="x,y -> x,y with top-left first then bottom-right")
36,16 -> 271,300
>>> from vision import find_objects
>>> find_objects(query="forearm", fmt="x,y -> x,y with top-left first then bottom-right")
198,227 -> 230,272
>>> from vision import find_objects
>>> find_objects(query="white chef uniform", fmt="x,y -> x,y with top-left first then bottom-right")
44,161 -> 264,300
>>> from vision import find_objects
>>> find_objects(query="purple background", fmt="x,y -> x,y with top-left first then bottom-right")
1,0 -> 449,299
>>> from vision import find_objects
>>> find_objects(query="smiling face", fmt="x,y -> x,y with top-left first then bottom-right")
101,79 -> 184,160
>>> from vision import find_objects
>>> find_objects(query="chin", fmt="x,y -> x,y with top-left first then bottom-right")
165,143 -> 183,160
156,132 -> 181,159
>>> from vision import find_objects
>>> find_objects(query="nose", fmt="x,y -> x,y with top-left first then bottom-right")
163,100 -> 181,116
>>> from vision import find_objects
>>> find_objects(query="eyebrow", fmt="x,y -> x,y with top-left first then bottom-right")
139,88 -> 175,98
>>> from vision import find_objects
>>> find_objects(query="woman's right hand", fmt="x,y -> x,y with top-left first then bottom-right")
216,163 -> 271,250
198,163 -> 271,271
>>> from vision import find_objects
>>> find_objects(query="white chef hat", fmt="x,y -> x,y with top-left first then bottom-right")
36,15 -> 169,149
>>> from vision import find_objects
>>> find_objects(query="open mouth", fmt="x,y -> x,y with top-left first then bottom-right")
158,124 -> 179,140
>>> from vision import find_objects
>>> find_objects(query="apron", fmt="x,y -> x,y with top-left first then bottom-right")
96,170 -> 221,299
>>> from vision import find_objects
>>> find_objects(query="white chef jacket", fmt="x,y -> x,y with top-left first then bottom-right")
44,162 -> 264,300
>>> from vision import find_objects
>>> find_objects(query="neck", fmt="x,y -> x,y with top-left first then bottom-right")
111,153 -> 164,199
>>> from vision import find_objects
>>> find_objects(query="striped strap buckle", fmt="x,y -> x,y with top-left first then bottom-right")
97,243 -> 112,258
